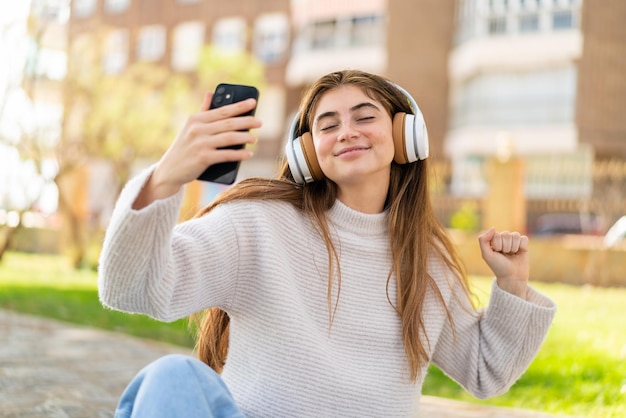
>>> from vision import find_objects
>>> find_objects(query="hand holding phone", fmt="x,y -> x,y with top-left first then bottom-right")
197,83 -> 260,184
133,85 -> 259,210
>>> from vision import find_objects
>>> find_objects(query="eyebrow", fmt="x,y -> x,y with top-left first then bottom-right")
314,102 -> 381,127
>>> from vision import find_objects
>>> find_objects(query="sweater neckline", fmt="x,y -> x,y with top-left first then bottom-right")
327,200 -> 388,236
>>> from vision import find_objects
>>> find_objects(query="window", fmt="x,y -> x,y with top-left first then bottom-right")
553,0 -> 577,6
351,15 -> 384,47
171,22 -> 205,71
212,18 -> 246,52
455,0 -> 478,44
456,0 -> 580,43
72,0 -> 96,18
519,0 -> 540,33
552,10 -> 574,29
488,0 -> 509,14
311,19 -> 336,49
102,29 -> 129,74
551,0 -> 578,30
136,25 -> 166,61
520,0 -> 541,10
450,66 -> 577,129
105,0 -> 130,14
519,14 -> 539,32
253,13 -> 289,63
488,16 -> 507,34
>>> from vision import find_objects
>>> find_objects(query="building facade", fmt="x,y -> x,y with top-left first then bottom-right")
68,0 -> 291,172
447,0 -> 626,204
286,0 -> 456,160
62,0 -> 626,228
576,0 -> 626,160
66,0 -> 291,214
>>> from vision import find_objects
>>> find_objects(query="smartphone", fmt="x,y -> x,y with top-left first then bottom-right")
197,83 -> 259,184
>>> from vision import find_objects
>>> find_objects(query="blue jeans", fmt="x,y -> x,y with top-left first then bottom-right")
115,354 -> 246,418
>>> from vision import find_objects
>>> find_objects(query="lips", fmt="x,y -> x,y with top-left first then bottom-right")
335,146 -> 370,156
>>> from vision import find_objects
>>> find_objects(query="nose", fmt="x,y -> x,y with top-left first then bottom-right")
337,122 -> 359,141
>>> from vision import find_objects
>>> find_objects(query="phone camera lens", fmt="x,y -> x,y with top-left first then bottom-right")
216,86 -> 226,94
214,96 -> 223,104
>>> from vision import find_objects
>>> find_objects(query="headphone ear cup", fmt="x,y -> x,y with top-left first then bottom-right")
393,112 -> 429,164
300,132 -> 324,182
392,113 -> 410,164
284,110 -> 324,184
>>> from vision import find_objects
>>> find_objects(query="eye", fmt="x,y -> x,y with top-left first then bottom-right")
357,116 -> 375,122
320,124 -> 338,131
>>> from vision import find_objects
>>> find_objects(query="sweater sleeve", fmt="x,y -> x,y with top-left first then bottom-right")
98,167 -> 241,322
430,278 -> 556,399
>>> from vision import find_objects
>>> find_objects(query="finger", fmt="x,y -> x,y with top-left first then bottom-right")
211,147 -> 255,162
202,130 -> 258,150
491,232 -> 503,252
478,227 -> 496,256
185,118 -> 261,146
191,132 -> 256,170
201,98 -> 258,122
520,234 -> 529,252
199,91 -> 213,112
205,115 -> 262,136
500,232 -> 512,253
508,232 -> 522,253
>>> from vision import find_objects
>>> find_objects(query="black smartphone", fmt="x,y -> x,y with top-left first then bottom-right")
197,83 -> 259,184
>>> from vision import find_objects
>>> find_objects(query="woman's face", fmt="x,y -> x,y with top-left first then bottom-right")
311,85 -> 395,189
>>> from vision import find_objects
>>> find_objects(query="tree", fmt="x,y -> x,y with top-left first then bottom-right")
0,5 -> 60,261
197,45 -> 266,93
58,37 -> 267,268
80,62 -> 195,193
58,31 -> 197,268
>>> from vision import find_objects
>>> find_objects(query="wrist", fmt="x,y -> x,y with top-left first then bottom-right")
149,168 -> 182,200
496,277 -> 529,300
132,168 -> 181,210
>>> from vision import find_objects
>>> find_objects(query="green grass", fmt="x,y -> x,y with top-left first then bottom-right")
422,278 -> 626,418
0,251 -> 195,347
1,251 -> 625,417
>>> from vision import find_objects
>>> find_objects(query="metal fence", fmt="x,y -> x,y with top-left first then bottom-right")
431,158 -> 626,234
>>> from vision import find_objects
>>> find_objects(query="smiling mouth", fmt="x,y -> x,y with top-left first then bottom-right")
335,146 -> 370,156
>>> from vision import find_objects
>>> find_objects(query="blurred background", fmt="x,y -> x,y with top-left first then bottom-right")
1,0 -> 625,281
1,2 -> 626,416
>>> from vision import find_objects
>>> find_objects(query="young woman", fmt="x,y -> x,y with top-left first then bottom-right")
99,70 -> 555,418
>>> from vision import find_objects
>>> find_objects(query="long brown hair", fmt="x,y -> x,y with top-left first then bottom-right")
191,70 -> 472,382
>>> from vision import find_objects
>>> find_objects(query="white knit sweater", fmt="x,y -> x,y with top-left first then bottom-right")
98,168 -> 556,418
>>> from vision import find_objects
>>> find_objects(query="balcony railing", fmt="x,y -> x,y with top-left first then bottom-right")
455,0 -> 582,45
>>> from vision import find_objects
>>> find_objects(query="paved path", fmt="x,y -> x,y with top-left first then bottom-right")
0,309 -> 571,418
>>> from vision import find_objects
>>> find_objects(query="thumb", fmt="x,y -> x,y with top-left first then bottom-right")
478,227 -> 496,257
